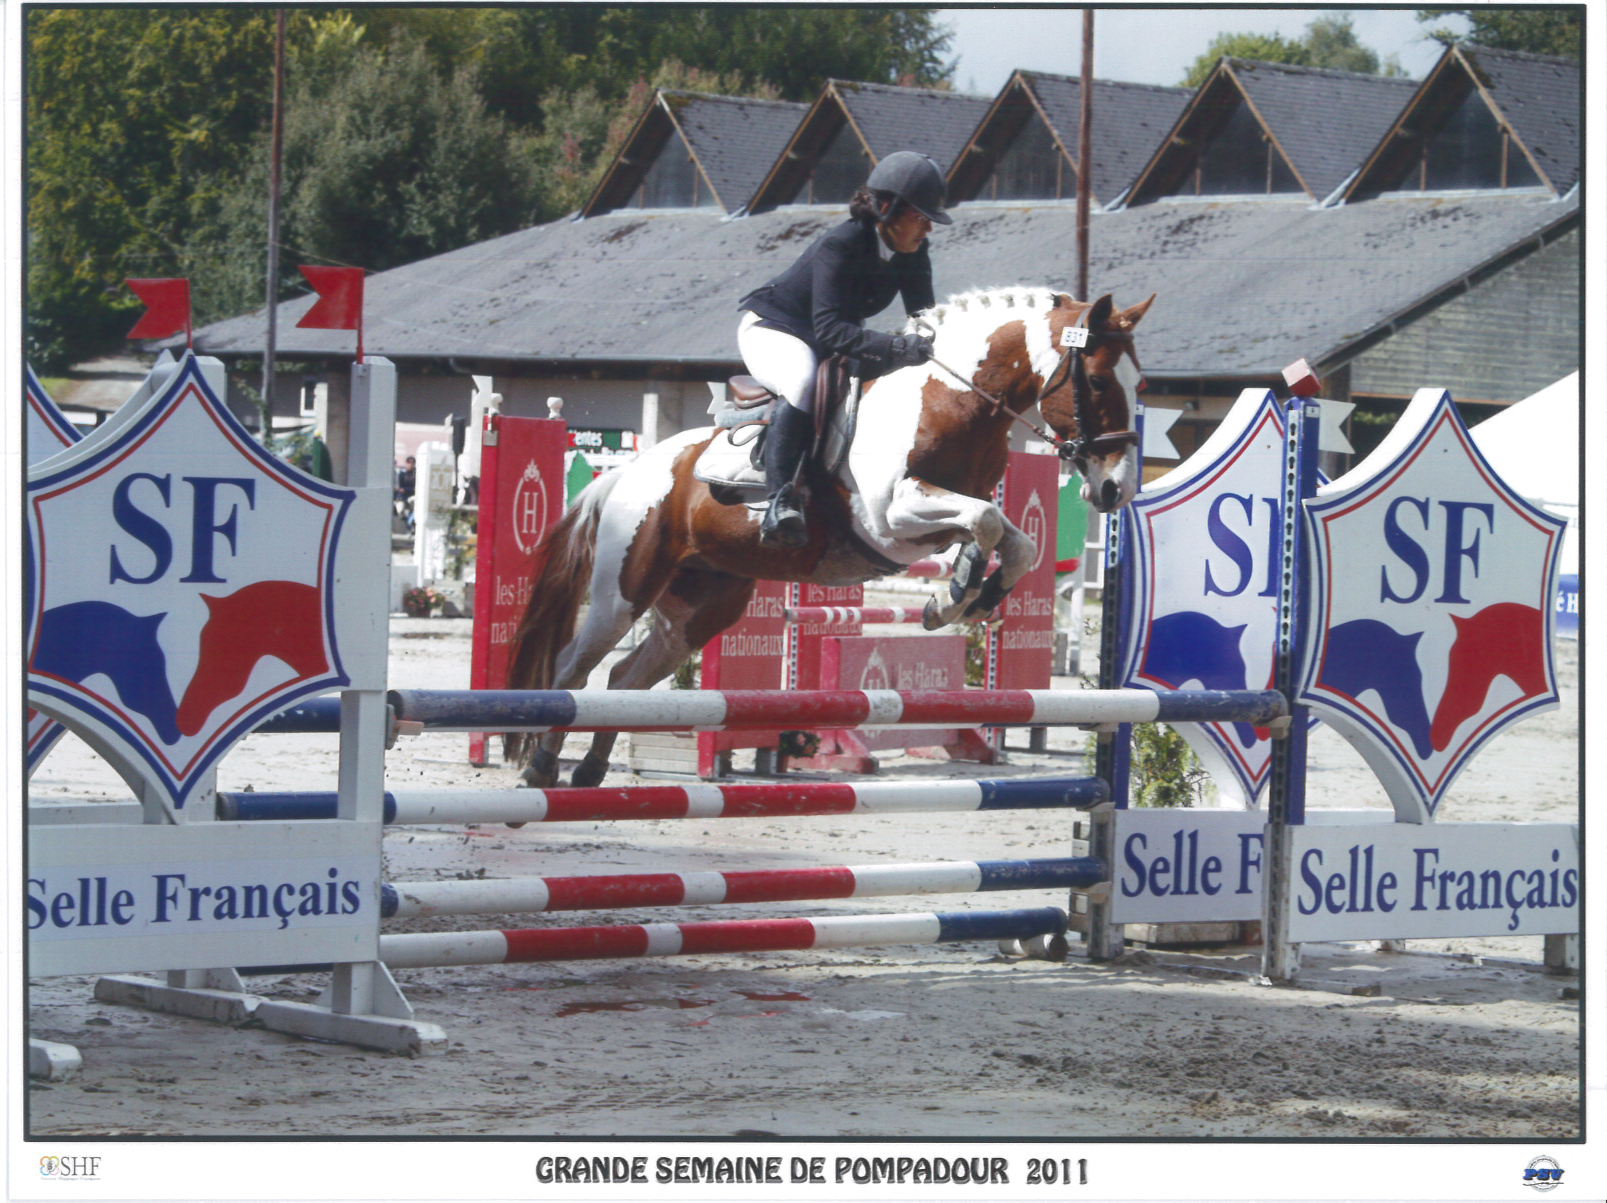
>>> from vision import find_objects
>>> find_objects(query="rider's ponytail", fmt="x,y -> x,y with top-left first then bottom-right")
849,186 -> 897,226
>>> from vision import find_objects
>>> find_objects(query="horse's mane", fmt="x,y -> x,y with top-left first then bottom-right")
905,286 -> 1066,334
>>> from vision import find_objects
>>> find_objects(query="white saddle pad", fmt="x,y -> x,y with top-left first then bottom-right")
691,420 -> 768,497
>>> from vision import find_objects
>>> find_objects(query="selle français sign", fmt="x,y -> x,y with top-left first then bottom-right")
1297,387 -> 1565,823
25,354 -> 384,812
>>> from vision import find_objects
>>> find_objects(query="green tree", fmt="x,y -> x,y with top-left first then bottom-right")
25,8 -> 294,369
1180,14 -> 1401,88
1416,8 -> 1581,60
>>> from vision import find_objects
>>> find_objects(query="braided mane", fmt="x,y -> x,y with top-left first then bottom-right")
905,286 -> 1067,333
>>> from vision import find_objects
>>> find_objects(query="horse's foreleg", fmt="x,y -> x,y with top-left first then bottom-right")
964,514 -> 1035,619
882,477 -> 1012,629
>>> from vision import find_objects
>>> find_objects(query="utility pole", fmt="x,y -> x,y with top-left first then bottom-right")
259,9 -> 287,443
1076,8 -> 1094,302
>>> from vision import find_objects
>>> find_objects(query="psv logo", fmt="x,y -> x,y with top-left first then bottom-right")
25,357 -> 355,809
1299,389 -> 1564,821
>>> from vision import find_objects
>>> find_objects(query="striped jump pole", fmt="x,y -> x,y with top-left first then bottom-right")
386,687 -> 1287,734
783,606 -> 928,625
378,906 -> 1069,968
901,559 -> 951,578
216,774 -> 1110,824
381,857 -> 1106,918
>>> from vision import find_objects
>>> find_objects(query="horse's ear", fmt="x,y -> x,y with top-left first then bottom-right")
1087,294 -> 1115,329
1118,293 -> 1157,330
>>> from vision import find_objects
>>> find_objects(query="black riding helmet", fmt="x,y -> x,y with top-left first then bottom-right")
866,151 -> 952,226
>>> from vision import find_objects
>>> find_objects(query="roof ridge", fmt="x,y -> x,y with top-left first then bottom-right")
657,89 -> 807,108
1458,42 -> 1580,68
828,78 -> 992,101
1225,58 -> 1418,85
1019,70 -> 1189,95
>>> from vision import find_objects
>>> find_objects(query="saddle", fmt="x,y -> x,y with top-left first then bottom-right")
694,356 -> 861,504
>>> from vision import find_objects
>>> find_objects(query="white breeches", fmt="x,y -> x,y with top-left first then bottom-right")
738,310 -> 817,415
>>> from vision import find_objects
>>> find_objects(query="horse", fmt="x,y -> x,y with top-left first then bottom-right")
505,288 -> 1155,788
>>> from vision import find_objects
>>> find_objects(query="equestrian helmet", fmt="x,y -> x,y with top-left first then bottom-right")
866,151 -> 952,225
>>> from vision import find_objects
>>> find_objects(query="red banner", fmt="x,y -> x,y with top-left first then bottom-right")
125,278 -> 191,342
468,413 -> 567,765
986,451 -> 1059,692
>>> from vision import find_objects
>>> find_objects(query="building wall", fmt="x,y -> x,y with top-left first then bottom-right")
1348,225 -> 1579,404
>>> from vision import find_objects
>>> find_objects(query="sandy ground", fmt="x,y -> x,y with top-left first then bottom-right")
24,612 -> 1580,1143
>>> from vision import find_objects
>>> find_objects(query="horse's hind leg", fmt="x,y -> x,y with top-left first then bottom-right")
567,569 -> 757,786
519,592 -> 640,788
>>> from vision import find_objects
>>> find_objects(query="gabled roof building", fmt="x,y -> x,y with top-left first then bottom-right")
745,80 -> 992,213
1343,43 -> 1579,200
1123,59 -> 1417,205
190,48 -> 1579,477
583,91 -> 808,218
947,71 -> 1189,206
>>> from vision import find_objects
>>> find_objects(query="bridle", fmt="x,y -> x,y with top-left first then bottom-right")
914,301 -> 1144,471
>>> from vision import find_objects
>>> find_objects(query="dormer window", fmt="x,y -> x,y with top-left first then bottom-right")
627,128 -> 717,210
791,123 -> 872,205
985,110 -> 1070,200
1190,102 -> 1302,195
1412,90 -> 1541,191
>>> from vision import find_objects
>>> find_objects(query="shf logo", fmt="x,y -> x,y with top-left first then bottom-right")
511,459 -> 549,555
26,356 -> 355,809
1122,389 -> 1292,805
1299,389 -> 1564,821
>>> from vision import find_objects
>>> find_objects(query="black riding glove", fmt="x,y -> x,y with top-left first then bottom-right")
886,334 -> 935,371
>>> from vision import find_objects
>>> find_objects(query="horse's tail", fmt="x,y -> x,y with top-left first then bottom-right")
502,468 -> 622,762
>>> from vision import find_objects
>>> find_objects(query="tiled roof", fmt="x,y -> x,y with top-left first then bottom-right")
1460,44 -> 1580,192
748,81 -> 992,212
665,92 -> 809,212
1224,60 -> 1417,198
1017,73 -> 1190,202
833,80 -> 993,169
191,189 -> 1577,383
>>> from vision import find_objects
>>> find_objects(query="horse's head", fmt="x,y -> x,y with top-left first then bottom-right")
1039,293 -> 1155,512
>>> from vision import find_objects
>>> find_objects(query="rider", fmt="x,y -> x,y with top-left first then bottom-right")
737,150 -> 949,546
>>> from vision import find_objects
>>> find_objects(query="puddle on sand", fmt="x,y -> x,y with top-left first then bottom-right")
556,990 -> 811,1017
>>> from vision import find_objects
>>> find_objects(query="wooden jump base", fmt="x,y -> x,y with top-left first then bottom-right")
378,906 -> 1070,967
216,774 -> 1110,824
380,857 -> 1107,918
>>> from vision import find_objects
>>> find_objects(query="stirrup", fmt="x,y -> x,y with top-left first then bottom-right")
760,487 -> 807,547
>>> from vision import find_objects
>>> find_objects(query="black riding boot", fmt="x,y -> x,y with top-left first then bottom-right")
759,401 -> 812,547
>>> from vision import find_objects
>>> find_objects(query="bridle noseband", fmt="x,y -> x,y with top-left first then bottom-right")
914,303 -> 1144,471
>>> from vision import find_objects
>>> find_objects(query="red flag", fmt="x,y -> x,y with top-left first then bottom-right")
297,265 -> 365,362
125,278 -> 191,343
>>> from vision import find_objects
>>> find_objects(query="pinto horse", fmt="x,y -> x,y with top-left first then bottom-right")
506,288 -> 1154,788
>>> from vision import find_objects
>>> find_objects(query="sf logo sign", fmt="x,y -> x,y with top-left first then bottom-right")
1122,390 -> 1298,805
1299,389 -> 1564,821
25,356 -> 356,809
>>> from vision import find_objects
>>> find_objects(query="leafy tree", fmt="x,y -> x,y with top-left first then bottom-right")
25,5 -> 957,369
1180,14 -> 1401,87
1416,8 -> 1581,60
25,8 -> 294,368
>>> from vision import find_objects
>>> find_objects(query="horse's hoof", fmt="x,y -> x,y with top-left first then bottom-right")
965,573 -> 1010,619
570,753 -> 610,788
922,596 -> 948,631
520,748 -> 559,789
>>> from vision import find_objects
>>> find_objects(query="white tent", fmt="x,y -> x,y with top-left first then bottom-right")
1469,372 -> 1578,514
1470,373 -> 1579,637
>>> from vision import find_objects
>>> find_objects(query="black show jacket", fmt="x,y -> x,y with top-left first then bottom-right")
739,217 -> 934,374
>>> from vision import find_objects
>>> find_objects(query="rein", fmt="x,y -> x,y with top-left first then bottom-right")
913,313 -> 1143,469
